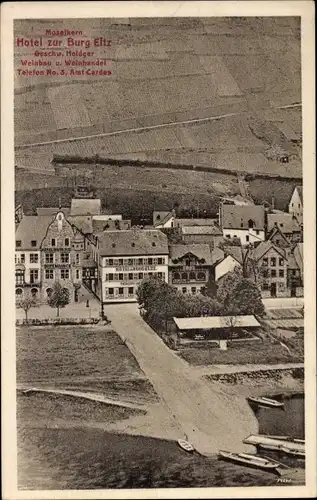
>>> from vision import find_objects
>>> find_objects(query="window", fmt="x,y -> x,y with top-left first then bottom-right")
76,254 -> 80,264
30,253 -> 38,263
262,282 -> 269,291
191,287 -> 196,295
263,270 -> 269,278
45,269 -> 54,280
138,272 -> 143,280
15,255 -> 17,263
271,269 -> 277,277
45,253 -> 54,263
31,288 -> 38,298
119,273 -> 124,280
279,258 -> 284,266
182,287 -> 187,294
148,258 -> 153,265
158,257 -> 163,265
181,272 -> 188,280
118,259 -> 123,266
128,273 -> 133,280
226,235 -> 231,239
108,288 -> 114,295
263,258 -> 268,266
128,287 -> 134,295
197,272 -> 206,281
76,269 -> 80,280
16,240 -> 22,248
276,239 -> 280,245
255,230 -> 259,235
118,287 -> 124,295
60,269 -> 69,279
108,273 -> 114,281
65,238 -> 70,246
60,253 -> 69,263
279,269 -> 284,278
186,259 -> 191,267
31,240 -> 37,247
292,269 -> 297,276
270,257 -> 276,266
158,272 -> 163,279
246,235 -> 250,242
30,269 -> 39,283
173,272 -> 180,280
15,270 -> 24,285
248,219 -> 254,229
189,271 -> 196,280
19,253 -> 25,263
108,258 -> 114,266
138,258 -> 143,265
279,282 -> 285,291
51,238 -> 56,247
128,258 -> 133,265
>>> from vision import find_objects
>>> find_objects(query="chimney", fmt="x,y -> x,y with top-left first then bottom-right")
271,197 -> 275,210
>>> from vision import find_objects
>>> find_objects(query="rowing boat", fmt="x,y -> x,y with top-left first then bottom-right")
248,396 -> 284,408
177,439 -> 194,453
218,451 -> 279,471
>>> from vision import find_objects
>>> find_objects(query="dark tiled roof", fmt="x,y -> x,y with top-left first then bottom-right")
68,215 -> 93,234
221,204 -> 265,230
175,218 -> 219,227
169,244 -> 212,265
267,213 -> 301,234
296,186 -> 303,204
92,219 -> 131,232
251,241 -> 286,262
181,225 -> 222,235
15,215 -> 54,250
97,230 -> 168,256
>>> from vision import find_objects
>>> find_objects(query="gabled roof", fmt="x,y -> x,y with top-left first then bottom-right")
181,225 -> 222,236
169,244 -> 212,265
251,240 -> 286,262
221,204 -> 265,230
223,246 -> 245,265
295,186 -> 303,204
97,230 -> 168,256
267,213 -> 301,234
70,198 -> 101,216
15,215 -> 54,250
293,242 -> 303,274
267,225 -> 291,244
211,247 -> 225,265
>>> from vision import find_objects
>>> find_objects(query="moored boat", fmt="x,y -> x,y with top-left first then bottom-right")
218,450 -> 279,471
280,446 -> 305,458
177,439 -> 194,453
248,396 -> 284,408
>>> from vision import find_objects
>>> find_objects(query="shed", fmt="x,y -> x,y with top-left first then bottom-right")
173,315 -> 260,340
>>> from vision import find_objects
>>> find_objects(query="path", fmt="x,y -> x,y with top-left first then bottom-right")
104,303 -> 258,455
17,386 -> 148,412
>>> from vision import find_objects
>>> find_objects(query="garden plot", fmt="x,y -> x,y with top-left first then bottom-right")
48,86 -> 92,130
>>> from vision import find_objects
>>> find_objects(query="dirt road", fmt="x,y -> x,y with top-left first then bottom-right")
104,303 -> 258,455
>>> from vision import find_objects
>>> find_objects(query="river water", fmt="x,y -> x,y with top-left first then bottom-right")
256,394 -> 305,439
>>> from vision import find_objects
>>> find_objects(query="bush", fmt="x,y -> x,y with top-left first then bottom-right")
16,317 -> 99,326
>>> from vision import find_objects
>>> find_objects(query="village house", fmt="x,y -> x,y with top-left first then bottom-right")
250,241 -> 288,298
219,203 -> 265,246
285,246 -> 303,297
15,215 -> 53,301
168,244 -> 212,295
210,246 -> 244,282
153,210 -> 176,228
267,212 -> 303,245
92,229 -> 169,303
288,185 -> 303,223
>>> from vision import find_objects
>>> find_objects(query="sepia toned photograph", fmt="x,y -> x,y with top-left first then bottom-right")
1,2 -> 316,498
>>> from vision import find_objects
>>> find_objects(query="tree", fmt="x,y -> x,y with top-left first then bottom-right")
136,276 -> 164,310
17,291 -> 37,322
47,281 -> 70,316
216,267 -> 243,305
181,294 -> 223,318
226,279 -> 265,317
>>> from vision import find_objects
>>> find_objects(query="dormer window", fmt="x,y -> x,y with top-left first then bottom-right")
16,240 -> 21,248
51,238 -> 56,247
152,242 -> 156,247
31,240 -> 37,247
132,242 -> 135,247
112,243 -> 116,248
248,219 -> 255,229
65,238 -> 70,246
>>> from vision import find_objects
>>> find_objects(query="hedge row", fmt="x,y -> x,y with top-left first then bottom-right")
16,317 -> 102,326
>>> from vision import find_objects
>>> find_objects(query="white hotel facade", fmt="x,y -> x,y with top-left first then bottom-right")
93,229 -> 169,303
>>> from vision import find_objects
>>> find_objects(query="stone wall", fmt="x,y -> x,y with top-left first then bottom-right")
206,367 -> 304,384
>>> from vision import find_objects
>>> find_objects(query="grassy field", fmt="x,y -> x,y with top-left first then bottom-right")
17,327 -> 157,403
179,339 -> 303,366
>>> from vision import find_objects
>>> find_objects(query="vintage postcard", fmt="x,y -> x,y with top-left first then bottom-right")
1,1 -> 316,499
